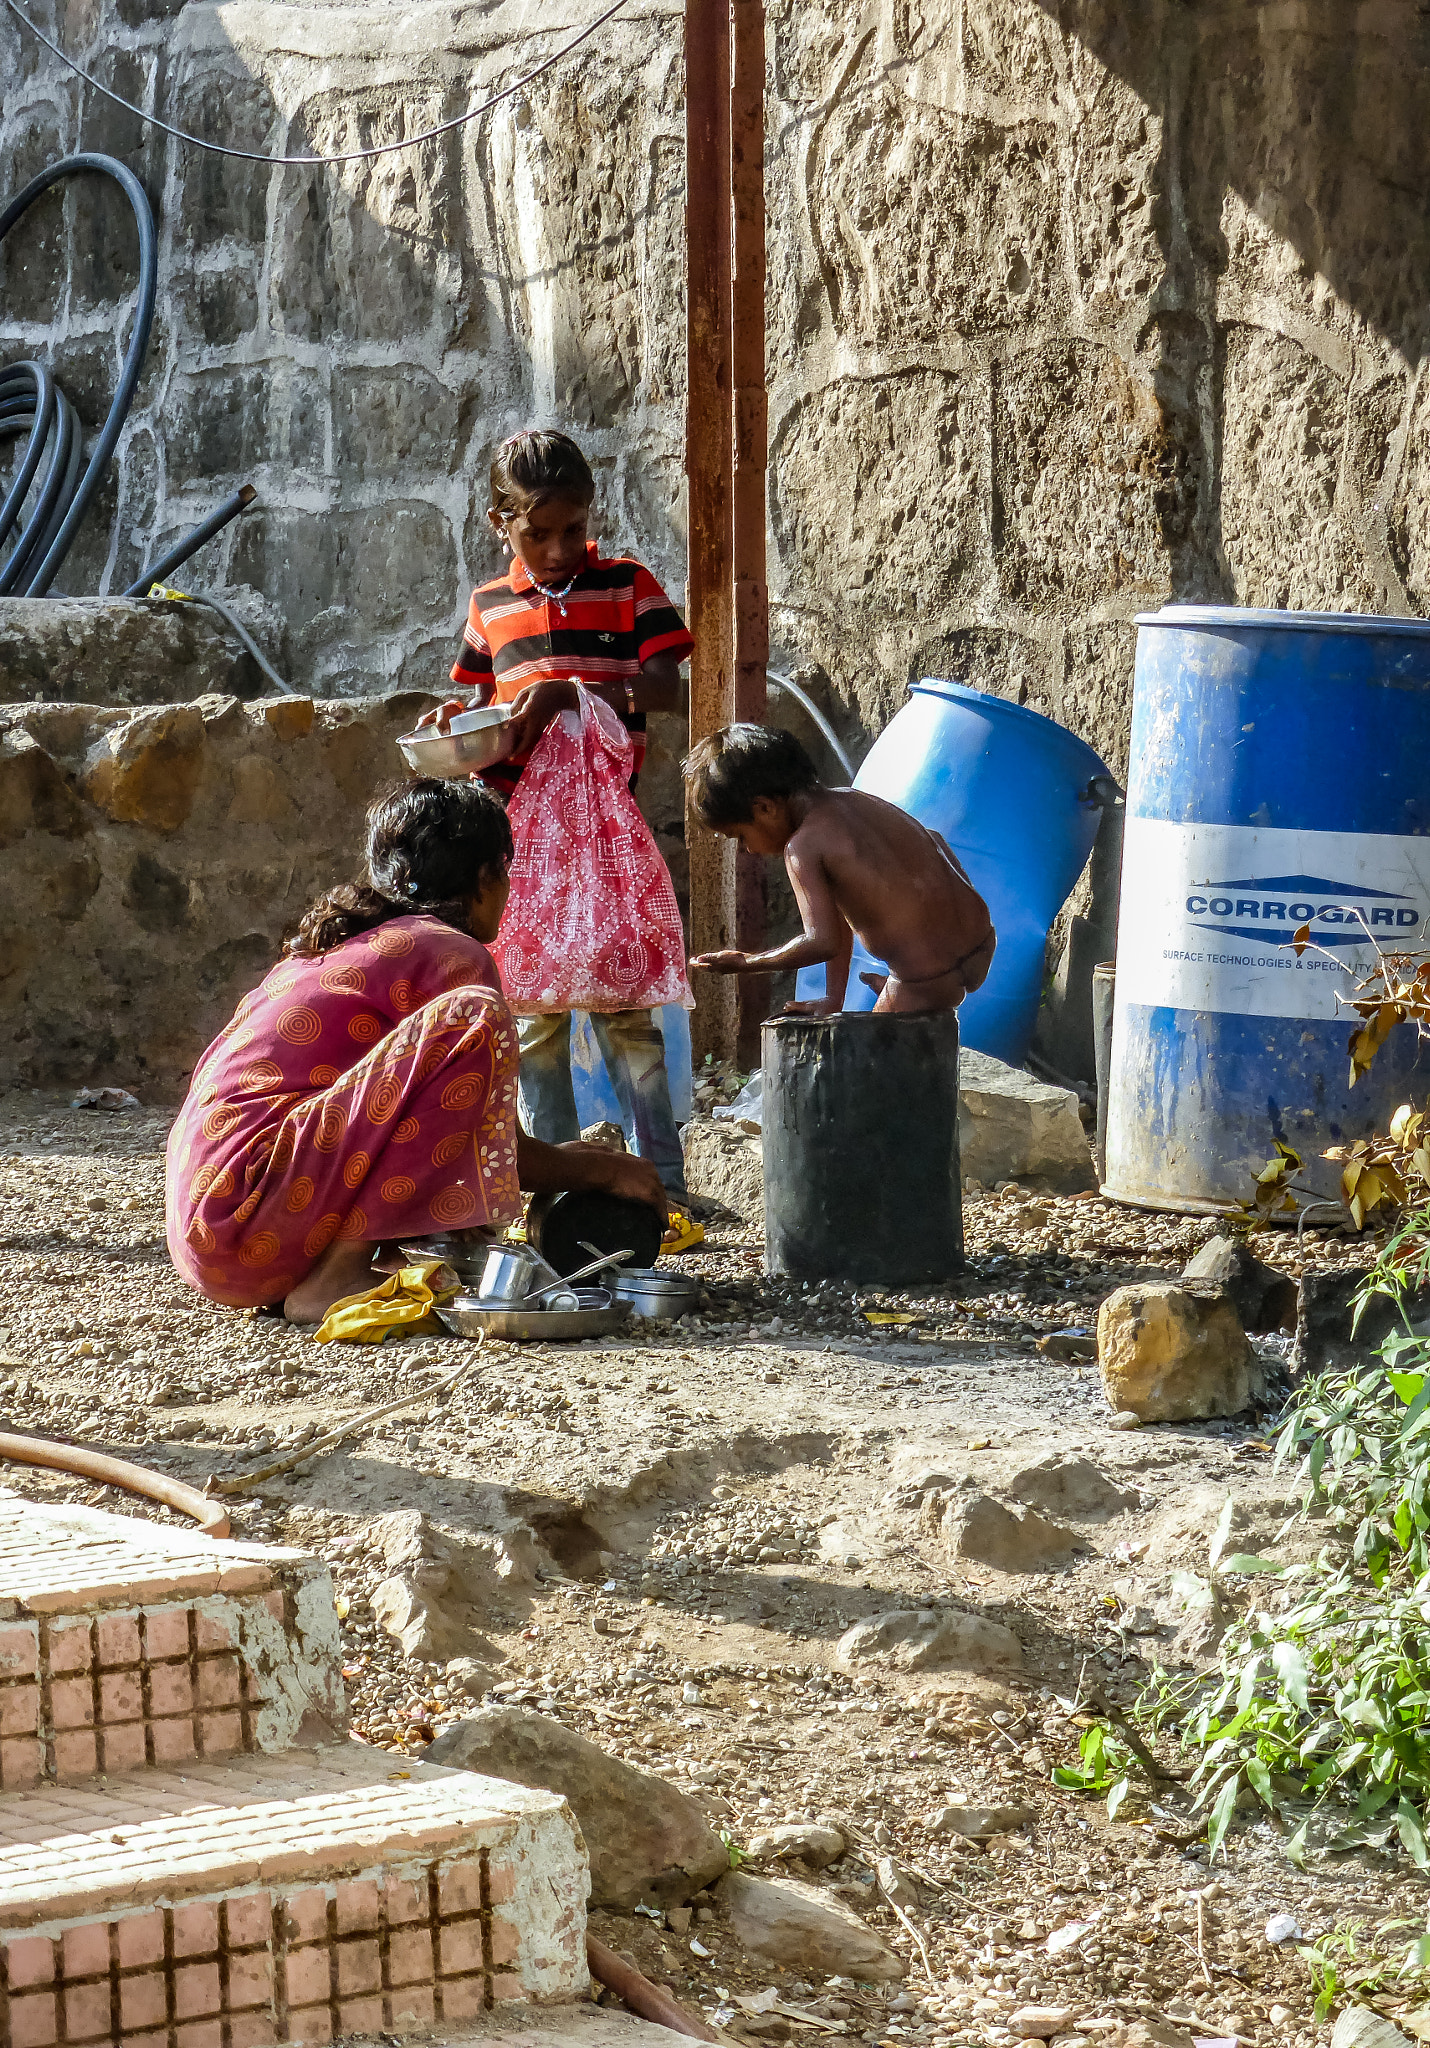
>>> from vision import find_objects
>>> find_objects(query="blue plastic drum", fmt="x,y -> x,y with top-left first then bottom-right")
796,679 -> 1109,1064
1105,606 -> 1430,1213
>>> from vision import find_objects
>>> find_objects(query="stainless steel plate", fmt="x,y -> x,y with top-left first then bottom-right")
437,1288 -> 631,1343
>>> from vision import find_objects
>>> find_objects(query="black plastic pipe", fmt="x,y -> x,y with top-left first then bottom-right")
123,483 -> 256,596
0,153 -> 157,594
0,363 -> 81,593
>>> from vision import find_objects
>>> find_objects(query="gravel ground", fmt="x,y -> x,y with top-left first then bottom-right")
0,1085 -> 1419,2048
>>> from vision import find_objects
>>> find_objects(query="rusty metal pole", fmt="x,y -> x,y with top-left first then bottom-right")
685,0 -> 736,1064
729,0 -> 768,1064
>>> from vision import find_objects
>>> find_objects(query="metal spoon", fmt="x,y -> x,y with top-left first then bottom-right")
519,1247 -> 635,1305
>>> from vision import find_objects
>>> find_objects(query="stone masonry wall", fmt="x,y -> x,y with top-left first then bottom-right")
4,0 -> 1430,796
0,690 -> 430,1089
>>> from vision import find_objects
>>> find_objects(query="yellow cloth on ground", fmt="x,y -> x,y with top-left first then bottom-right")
313,1261 -> 455,1345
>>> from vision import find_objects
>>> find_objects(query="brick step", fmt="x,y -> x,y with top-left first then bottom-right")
0,1741 -> 587,2047
0,1494 -> 347,1789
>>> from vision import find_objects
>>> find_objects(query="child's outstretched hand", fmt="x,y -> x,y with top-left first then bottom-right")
690,949 -> 749,974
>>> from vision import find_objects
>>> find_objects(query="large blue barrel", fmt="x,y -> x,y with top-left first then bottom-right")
796,679 -> 1108,1063
1105,606 -> 1430,1213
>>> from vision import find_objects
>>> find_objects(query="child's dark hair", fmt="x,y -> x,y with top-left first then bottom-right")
288,778 -> 513,956
490,430 -> 595,519
683,724 -> 820,827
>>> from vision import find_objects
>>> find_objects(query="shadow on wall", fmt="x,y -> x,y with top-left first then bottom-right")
1032,0 -> 1430,615
763,0 -> 1430,796
8,0 -> 1430,818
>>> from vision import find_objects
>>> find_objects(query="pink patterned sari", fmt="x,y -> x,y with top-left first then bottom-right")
166,916 -> 520,1308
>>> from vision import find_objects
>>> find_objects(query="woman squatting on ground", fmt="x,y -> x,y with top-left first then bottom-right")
165,778 -> 664,1324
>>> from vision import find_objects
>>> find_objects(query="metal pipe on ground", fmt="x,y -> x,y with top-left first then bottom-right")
585,1933 -> 720,2042
0,1431 -> 231,1538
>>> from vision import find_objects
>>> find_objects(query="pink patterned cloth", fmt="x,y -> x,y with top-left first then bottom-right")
166,916 -> 521,1309
492,686 -> 694,1016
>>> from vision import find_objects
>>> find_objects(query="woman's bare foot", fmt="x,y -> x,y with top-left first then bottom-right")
284,1238 -> 380,1323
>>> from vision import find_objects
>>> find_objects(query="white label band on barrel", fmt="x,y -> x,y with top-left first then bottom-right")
1115,819 -> 1430,1022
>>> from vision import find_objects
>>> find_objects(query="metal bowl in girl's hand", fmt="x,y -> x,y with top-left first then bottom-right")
397,704 -> 515,778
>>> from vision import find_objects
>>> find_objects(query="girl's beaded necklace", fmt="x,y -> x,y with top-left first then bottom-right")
529,568 -> 580,616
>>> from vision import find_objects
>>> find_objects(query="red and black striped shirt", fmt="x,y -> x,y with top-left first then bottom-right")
450,543 -> 694,796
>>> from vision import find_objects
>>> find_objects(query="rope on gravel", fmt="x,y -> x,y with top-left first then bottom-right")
205,1348 -> 482,1498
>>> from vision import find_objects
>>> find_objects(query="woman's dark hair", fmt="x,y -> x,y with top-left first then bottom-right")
489,429 -> 595,519
288,778 -> 514,956
683,724 -> 820,827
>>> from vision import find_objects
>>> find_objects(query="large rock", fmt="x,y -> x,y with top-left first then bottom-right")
837,1605 -> 1024,1672
82,705 -> 207,832
958,1050 -> 1094,1192
716,1870 -> 905,1980
927,1801 -> 1034,1841
368,1508 -> 533,1664
0,597 -> 259,705
683,1115 -> 763,1226
1006,1453 -> 1139,1522
745,1822 -> 846,1869
426,1706 -> 730,1908
1009,2007 -> 1076,2041
1182,1235 -> 1297,1334
371,1573 -> 480,1664
1098,1283 -> 1263,1421
928,1492 -> 1084,1572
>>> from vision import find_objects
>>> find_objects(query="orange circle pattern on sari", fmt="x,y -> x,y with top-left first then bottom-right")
165,917 -> 520,1310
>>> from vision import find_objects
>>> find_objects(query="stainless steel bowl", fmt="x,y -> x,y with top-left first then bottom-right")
438,1287 -> 631,1343
397,704 -> 515,779
612,1267 -> 702,1320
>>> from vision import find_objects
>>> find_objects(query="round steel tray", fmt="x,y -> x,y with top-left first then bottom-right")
437,1289 -> 631,1343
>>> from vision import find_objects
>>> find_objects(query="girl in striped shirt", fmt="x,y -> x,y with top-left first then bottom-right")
423,430 -> 695,1228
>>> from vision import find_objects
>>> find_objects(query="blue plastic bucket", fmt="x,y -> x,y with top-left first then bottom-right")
1105,606 -> 1430,1213
796,679 -> 1108,1063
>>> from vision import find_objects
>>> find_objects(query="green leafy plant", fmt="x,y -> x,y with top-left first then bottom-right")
1141,1212 -> 1430,1869
1299,1915 -> 1430,2023
1052,1721 -> 1138,1820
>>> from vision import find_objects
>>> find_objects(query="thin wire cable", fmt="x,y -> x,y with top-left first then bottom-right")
180,592 -> 291,695
1,0 -> 631,166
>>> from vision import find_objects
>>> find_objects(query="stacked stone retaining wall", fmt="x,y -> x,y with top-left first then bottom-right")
0,688 -> 428,1091
3,0 -> 1427,786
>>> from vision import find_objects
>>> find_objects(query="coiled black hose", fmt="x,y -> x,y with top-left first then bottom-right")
0,152 -> 156,594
